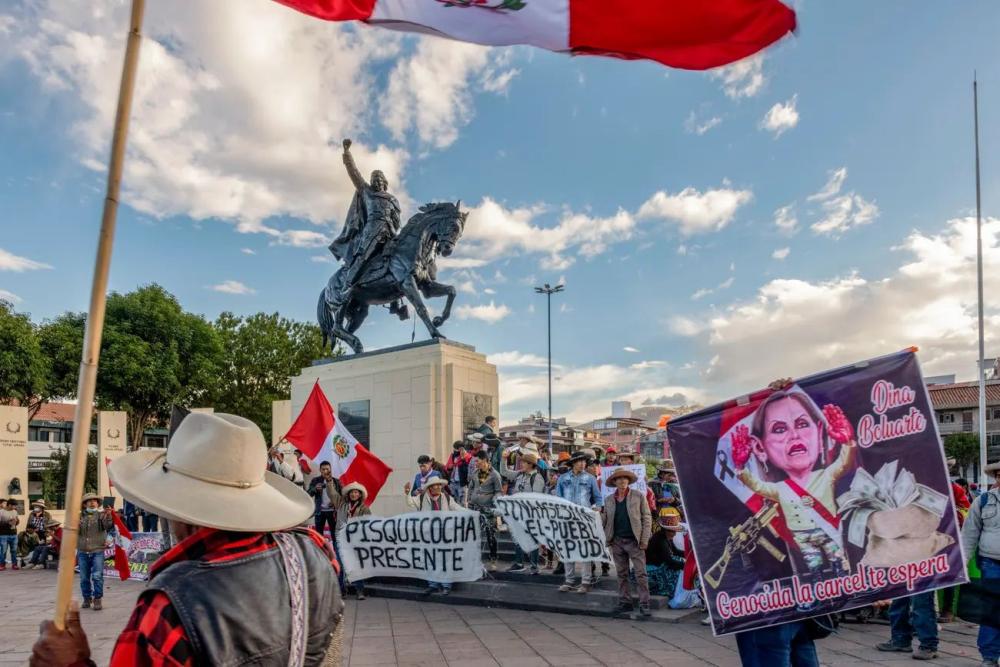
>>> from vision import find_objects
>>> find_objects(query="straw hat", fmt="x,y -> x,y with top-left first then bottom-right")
81,493 -> 101,505
606,467 -> 638,485
420,476 -> 447,493
657,460 -> 676,474
986,461 -> 1000,474
341,482 -> 368,503
31,499 -> 47,509
520,451 -> 539,466
108,412 -> 312,532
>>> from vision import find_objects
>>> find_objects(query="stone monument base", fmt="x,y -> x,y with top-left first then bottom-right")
291,339 -> 498,516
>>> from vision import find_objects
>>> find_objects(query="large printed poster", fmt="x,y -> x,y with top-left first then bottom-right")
668,350 -> 967,635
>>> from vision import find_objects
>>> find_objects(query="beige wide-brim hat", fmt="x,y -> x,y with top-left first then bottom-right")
81,493 -> 100,505
520,451 -> 539,466
108,412 -> 313,532
341,482 -> 368,503
421,476 -> 447,493
31,499 -> 47,509
607,467 -> 638,484
986,461 -> 1000,474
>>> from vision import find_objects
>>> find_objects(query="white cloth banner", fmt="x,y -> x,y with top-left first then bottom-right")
599,464 -> 647,499
493,493 -> 611,563
336,511 -> 483,583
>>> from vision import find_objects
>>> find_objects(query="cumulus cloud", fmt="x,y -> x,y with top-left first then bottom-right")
760,94 -> 799,137
638,186 -> 753,236
676,217 -> 1000,394
455,300 -> 511,323
772,247 -> 790,260
710,54 -> 766,98
209,280 -> 256,295
807,168 -> 878,236
487,351 -> 550,368
641,392 -> 689,407
0,247 -> 52,272
684,111 -> 722,135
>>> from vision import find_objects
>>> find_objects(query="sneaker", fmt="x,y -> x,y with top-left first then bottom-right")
507,564 -> 527,573
558,584 -> 576,593
82,598 -> 92,609
576,584 -> 591,594
529,566 -> 539,575
356,592 -> 366,601
421,586 -> 436,597
639,605 -> 652,618
92,598 -> 103,611
912,648 -> 938,660
876,642 -> 911,653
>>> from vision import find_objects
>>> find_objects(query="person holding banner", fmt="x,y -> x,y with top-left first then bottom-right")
556,451 -> 603,593
500,446 -> 546,573
406,475 -> 460,596
326,481 -> 372,600
77,493 -> 114,611
603,467 -> 653,618
466,450 -> 503,569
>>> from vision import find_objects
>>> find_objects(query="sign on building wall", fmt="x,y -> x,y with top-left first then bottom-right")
98,411 -> 128,499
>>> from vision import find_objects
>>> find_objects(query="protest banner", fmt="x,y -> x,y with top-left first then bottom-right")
668,349 -> 967,635
493,493 -> 611,563
102,532 -> 167,582
336,511 -> 483,583
599,464 -> 647,499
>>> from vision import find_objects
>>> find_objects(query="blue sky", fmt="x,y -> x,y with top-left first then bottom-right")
1,1 -> 999,424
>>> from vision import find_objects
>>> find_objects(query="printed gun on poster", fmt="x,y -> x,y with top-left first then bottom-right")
703,502 -> 786,589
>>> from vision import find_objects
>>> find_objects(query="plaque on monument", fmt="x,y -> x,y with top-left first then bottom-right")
338,400 -> 370,450
462,391 -> 493,437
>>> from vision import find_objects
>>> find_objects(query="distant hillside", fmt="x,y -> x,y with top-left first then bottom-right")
630,405 -> 701,429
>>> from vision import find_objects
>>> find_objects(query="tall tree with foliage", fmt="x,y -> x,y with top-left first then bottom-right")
212,312 -> 335,440
944,432 -> 981,469
39,284 -> 223,450
0,299 -> 49,417
41,445 -> 98,508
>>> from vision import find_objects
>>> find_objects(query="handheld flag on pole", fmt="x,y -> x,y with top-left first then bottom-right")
272,0 -> 796,70
284,381 -> 392,505
110,511 -> 133,581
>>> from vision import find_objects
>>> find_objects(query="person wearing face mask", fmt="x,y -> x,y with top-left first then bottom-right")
27,500 -> 51,542
77,493 -> 114,610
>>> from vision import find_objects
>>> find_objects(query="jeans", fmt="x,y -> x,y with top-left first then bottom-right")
0,535 -> 15,565
29,545 -> 49,566
735,621 -> 819,667
77,551 -> 105,600
979,557 -> 1000,661
888,592 -> 938,650
564,561 -> 594,586
513,544 -> 539,569
449,479 -> 463,505
314,511 -> 336,539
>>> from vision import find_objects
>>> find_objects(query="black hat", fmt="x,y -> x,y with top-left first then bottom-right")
568,450 -> 592,465
453,441 -> 464,451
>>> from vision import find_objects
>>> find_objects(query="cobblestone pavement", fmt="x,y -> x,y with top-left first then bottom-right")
0,568 -> 986,666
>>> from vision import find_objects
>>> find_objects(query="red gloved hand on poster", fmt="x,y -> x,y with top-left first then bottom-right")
822,404 -> 854,444
730,424 -> 752,469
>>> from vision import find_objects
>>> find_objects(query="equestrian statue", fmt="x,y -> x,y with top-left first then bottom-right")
318,139 -> 468,355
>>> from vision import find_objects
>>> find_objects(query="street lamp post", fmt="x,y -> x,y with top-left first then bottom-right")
535,283 -> 564,453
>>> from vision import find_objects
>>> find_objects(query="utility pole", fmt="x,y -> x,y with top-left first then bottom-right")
535,283 -> 564,453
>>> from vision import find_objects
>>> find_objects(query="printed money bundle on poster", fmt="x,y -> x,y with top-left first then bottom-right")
668,350 -> 967,635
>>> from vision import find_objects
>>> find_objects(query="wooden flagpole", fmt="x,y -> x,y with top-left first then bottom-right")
52,0 -> 146,628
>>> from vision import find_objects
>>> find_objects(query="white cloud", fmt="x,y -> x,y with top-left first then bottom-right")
209,279 -> 256,295
772,247 -> 791,260
691,275 -> 735,301
711,54 -> 765,98
456,280 -> 477,296
0,248 -> 52,272
455,300 -> 511,323
691,287 -> 713,301
487,351 -> 550,368
483,287 -> 496,295
310,255 -> 334,263
275,229 -> 330,248
240,248 -> 256,255
807,168 -> 878,236
760,94 -> 799,137
774,204 -> 798,234
0,289 -> 22,304
678,217 -> 1000,394
684,111 -> 722,135
638,187 -> 753,236
623,346 -> 639,353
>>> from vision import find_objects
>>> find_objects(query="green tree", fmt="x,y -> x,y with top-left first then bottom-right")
944,432 -> 981,468
0,300 -> 49,417
212,312 -> 335,440
41,445 -> 98,509
39,284 -> 223,450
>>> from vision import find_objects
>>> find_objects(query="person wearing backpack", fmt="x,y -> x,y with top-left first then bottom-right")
961,462 -> 1000,667
499,446 -> 546,573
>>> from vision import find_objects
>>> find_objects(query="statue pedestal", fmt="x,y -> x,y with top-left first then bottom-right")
291,339 -> 498,516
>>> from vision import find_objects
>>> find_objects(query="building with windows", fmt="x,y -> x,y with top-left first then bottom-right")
575,402 -> 656,453
498,414 -> 607,454
927,379 -> 1000,478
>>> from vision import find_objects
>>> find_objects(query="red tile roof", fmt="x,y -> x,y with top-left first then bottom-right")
32,402 -> 77,422
927,380 -> 1000,410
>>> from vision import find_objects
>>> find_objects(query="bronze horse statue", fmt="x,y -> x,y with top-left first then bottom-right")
318,201 -> 468,354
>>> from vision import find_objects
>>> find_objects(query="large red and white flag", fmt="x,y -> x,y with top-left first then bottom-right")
110,511 -> 133,581
284,381 -> 392,505
272,0 -> 795,70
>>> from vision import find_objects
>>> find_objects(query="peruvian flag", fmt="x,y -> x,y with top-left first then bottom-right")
110,511 -> 132,581
272,0 -> 796,71
284,381 -> 392,506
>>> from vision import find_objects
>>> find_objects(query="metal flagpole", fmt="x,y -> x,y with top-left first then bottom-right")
974,74 -> 988,488
52,0 -> 145,628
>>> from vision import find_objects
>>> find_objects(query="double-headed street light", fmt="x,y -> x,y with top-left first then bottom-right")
534,283 -> 564,453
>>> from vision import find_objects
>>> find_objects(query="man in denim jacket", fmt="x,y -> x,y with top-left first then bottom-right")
555,451 -> 603,593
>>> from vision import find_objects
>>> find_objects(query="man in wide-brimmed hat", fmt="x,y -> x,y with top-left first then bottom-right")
30,412 -> 342,666
324,481 -> 371,600
961,461 -> 1000,666
555,450 -> 602,593
602,467 -> 652,618
76,492 -> 114,610
500,447 -> 546,573
406,475 -> 460,596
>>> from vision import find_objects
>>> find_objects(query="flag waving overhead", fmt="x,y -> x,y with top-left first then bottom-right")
284,381 -> 392,505
272,0 -> 795,70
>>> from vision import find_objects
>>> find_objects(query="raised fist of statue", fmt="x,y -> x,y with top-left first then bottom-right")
342,138 -> 352,151
822,404 -> 854,444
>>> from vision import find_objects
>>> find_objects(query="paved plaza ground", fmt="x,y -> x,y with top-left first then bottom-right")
0,568 -> 987,666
